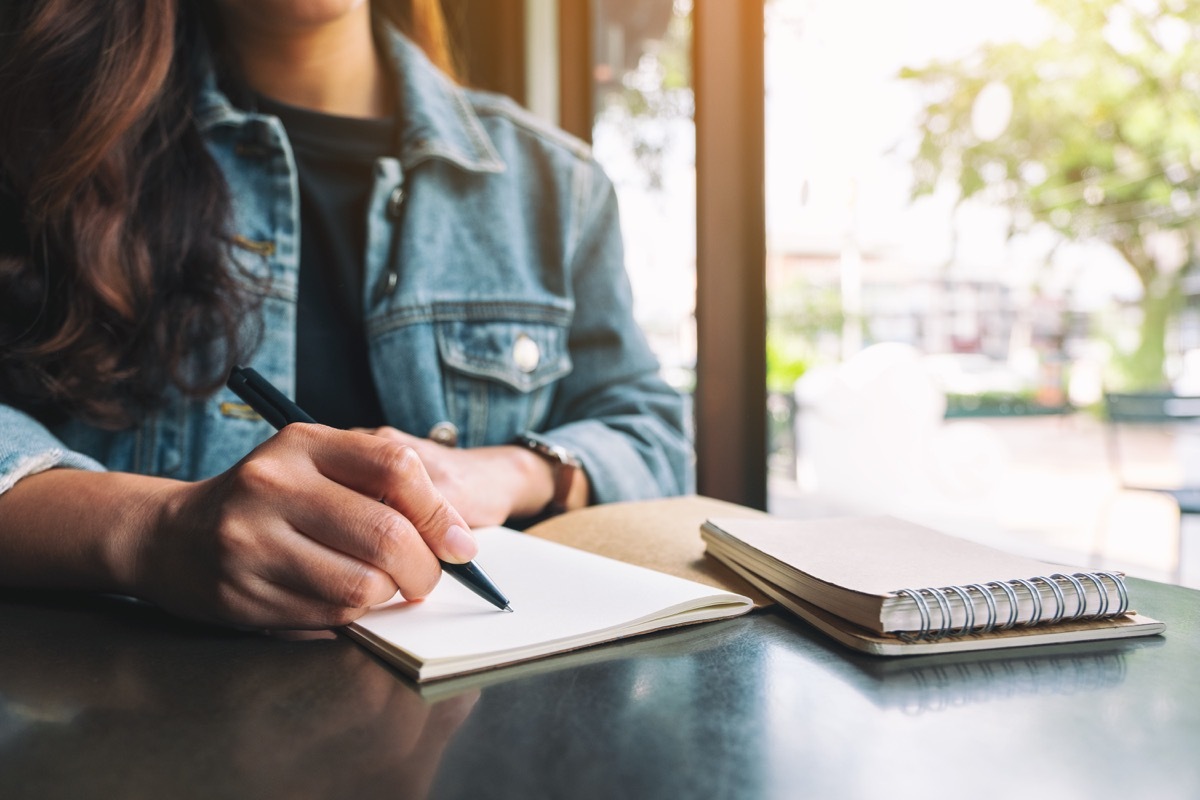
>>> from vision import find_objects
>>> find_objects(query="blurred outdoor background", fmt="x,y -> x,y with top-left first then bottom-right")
582,0 -> 1200,587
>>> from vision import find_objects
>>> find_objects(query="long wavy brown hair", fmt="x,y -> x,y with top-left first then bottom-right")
0,0 -> 457,428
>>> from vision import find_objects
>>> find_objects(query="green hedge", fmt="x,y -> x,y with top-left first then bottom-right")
944,392 -> 1072,418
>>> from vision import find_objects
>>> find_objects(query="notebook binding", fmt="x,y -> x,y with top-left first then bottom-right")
895,571 -> 1129,641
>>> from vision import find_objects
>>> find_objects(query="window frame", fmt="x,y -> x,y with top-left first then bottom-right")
693,0 -> 767,508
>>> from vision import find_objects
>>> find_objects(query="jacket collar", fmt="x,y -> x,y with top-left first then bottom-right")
193,23 -> 506,175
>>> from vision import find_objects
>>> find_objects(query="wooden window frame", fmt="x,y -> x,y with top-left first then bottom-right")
693,0 -> 767,508
471,0 -> 768,508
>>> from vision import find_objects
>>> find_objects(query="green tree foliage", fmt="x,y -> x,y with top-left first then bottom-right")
767,279 -> 844,392
902,0 -> 1200,389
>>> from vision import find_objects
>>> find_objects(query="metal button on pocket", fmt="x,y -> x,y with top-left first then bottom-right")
428,421 -> 459,447
512,334 -> 540,373
386,185 -> 406,218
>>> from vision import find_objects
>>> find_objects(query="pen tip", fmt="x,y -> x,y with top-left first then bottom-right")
503,605 -> 514,613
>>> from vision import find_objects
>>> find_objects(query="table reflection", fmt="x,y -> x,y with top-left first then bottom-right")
0,593 -> 477,799
840,641 -> 1147,715
1,587 -> 1192,800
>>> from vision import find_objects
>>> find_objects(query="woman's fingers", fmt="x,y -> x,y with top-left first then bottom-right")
174,486 -> 399,627
285,426 -> 478,565
223,574 -> 383,630
250,517 -> 401,613
263,462 -> 443,601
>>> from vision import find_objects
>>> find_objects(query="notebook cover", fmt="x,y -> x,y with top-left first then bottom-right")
526,495 -> 772,606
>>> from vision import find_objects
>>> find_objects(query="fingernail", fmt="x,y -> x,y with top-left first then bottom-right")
443,524 -> 478,562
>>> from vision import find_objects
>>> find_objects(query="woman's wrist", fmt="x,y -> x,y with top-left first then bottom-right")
116,474 -> 191,597
502,445 -> 557,519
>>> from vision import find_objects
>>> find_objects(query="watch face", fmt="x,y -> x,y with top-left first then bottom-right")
521,437 -> 581,468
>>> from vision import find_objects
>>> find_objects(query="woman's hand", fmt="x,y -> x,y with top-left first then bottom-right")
0,420 -> 576,631
133,424 -> 477,629
356,427 -> 558,527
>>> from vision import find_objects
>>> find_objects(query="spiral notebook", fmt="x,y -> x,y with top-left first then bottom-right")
701,516 -> 1165,656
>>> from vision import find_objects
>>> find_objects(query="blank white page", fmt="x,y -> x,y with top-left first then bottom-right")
347,527 -> 752,680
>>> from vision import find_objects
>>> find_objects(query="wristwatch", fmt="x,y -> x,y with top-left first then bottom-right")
515,435 -> 582,515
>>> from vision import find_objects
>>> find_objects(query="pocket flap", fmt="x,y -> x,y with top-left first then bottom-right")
436,319 -> 572,393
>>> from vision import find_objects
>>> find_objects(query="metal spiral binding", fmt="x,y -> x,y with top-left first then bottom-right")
966,583 -> 998,634
1010,578 -> 1044,626
894,571 -> 1130,641
1051,572 -> 1089,620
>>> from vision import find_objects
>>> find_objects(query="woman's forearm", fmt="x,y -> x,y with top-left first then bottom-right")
0,468 -> 175,593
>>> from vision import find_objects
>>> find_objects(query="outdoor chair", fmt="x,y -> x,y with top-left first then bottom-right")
1102,391 -> 1200,583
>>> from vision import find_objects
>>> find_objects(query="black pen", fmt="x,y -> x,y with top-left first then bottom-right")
227,365 -> 512,612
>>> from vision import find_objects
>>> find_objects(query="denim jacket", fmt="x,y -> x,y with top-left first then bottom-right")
0,28 -> 692,506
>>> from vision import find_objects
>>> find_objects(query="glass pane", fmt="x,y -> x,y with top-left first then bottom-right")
590,0 -> 696,400
764,0 -> 1197,585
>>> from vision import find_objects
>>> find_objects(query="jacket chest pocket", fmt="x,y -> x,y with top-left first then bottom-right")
436,318 -> 572,447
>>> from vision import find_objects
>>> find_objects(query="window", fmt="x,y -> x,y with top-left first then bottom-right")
589,1 -> 697,398
763,0 -> 1197,584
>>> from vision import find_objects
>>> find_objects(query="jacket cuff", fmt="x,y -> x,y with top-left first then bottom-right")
529,419 -> 690,506
0,406 -> 106,495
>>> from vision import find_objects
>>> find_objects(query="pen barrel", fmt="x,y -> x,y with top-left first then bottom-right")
227,366 -> 316,428
441,560 -> 510,611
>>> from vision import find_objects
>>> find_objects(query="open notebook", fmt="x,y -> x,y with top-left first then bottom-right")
344,528 -> 753,681
702,515 -> 1165,656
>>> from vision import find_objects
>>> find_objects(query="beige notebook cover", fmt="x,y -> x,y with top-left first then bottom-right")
345,528 -> 753,682
525,495 -> 772,605
702,515 -> 1165,656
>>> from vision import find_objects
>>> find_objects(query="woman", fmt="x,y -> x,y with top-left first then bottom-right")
0,0 -> 689,629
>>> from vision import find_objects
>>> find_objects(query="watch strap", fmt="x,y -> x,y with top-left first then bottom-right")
515,435 -> 581,515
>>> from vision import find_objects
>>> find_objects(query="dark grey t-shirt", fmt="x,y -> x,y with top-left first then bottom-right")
257,93 -> 393,429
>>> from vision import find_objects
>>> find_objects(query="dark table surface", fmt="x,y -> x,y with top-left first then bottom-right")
2,577 -> 1196,800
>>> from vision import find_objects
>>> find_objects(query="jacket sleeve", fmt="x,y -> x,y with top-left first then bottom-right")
529,160 -> 693,503
0,405 -> 106,495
